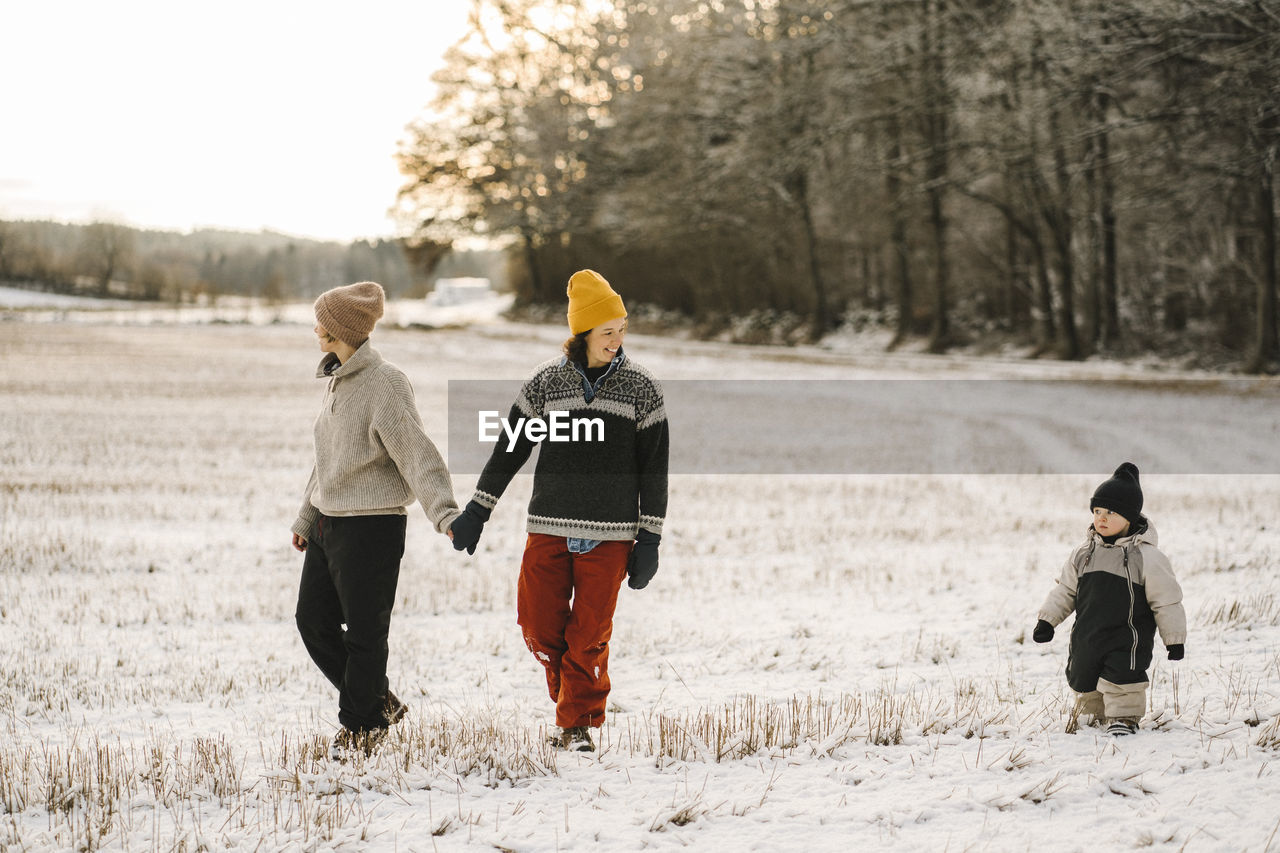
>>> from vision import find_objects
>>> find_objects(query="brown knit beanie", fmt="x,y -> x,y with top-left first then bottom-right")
566,269 -> 626,334
314,281 -> 385,347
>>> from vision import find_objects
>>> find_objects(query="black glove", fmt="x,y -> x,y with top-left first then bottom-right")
1167,644 -> 1184,661
1032,619 -> 1054,643
449,501 -> 491,555
626,529 -> 661,590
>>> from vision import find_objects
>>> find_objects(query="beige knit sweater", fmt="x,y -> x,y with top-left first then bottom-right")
291,343 -> 461,540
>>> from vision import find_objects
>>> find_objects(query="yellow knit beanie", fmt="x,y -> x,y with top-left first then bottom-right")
314,281 -> 385,347
566,269 -> 626,334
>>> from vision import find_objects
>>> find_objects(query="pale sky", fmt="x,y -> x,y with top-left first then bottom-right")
0,1 -> 471,243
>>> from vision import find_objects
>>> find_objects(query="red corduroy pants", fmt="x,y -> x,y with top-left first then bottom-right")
517,533 -> 631,729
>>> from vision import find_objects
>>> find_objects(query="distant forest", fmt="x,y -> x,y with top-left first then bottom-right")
0,218 -> 505,303
398,0 -> 1280,371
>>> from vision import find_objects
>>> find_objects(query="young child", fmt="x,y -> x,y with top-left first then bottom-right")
1033,463 -> 1186,736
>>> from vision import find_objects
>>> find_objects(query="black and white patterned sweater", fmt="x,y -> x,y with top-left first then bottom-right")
471,351 -> 668,540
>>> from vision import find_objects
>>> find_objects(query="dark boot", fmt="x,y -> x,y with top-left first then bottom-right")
329,726 -> 387,761
1105,717 -> 1138,736
383,689 -> 408,725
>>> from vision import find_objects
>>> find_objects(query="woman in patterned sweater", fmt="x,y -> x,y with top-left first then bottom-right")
450,269 -> 670,753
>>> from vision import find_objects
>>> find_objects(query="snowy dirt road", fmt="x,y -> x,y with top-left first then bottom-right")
2,319 -> 1279,852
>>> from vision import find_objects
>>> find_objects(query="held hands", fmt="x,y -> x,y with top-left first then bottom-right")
1167,644 -> 1185,661
1032,619 -> 1054,643
450,501 -> 491,555
291,533 -> 308,553
626,529 -> 661,590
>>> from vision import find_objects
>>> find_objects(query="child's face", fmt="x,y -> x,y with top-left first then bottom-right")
1092,507 -> 1131,537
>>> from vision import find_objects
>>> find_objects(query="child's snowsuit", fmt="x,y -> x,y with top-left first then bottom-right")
1038,519 -> 1186,718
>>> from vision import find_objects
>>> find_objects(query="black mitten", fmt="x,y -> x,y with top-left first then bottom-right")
1167,644 -> 1184,661
626,530 -> 661,590
1032,619 -> 1055,643
450,501 -> 491,555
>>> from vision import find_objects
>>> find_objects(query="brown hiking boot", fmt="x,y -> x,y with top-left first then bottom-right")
383,689 -> 408,725
329,726 -> 387,761
549,726 -> 595,752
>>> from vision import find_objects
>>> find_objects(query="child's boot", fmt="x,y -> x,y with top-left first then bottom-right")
1105,716 -> 1138,736
1099,678 -> 1146,737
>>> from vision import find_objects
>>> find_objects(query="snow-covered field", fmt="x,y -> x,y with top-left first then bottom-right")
3,311 -> 1280,852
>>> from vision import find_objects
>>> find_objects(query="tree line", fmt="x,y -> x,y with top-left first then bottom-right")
0,219 -> 456,303
398,0 -> 1279,370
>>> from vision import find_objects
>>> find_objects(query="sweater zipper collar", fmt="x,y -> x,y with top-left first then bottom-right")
316,341 -> 380,380
563,347 -> 626,402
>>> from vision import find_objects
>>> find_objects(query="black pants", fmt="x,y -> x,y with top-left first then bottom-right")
295,513 -> 406,732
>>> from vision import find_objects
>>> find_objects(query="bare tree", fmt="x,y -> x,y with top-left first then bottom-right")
80,222 -> 134,297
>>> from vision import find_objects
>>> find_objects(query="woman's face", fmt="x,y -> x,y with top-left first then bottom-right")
585,317 -> 627,368
315,323 -> 339,354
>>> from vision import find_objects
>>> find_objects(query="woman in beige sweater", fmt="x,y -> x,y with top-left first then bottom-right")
289,281 -> 462,757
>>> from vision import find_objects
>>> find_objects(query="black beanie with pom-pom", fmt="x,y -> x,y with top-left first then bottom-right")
1091,462 -> 1143,523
